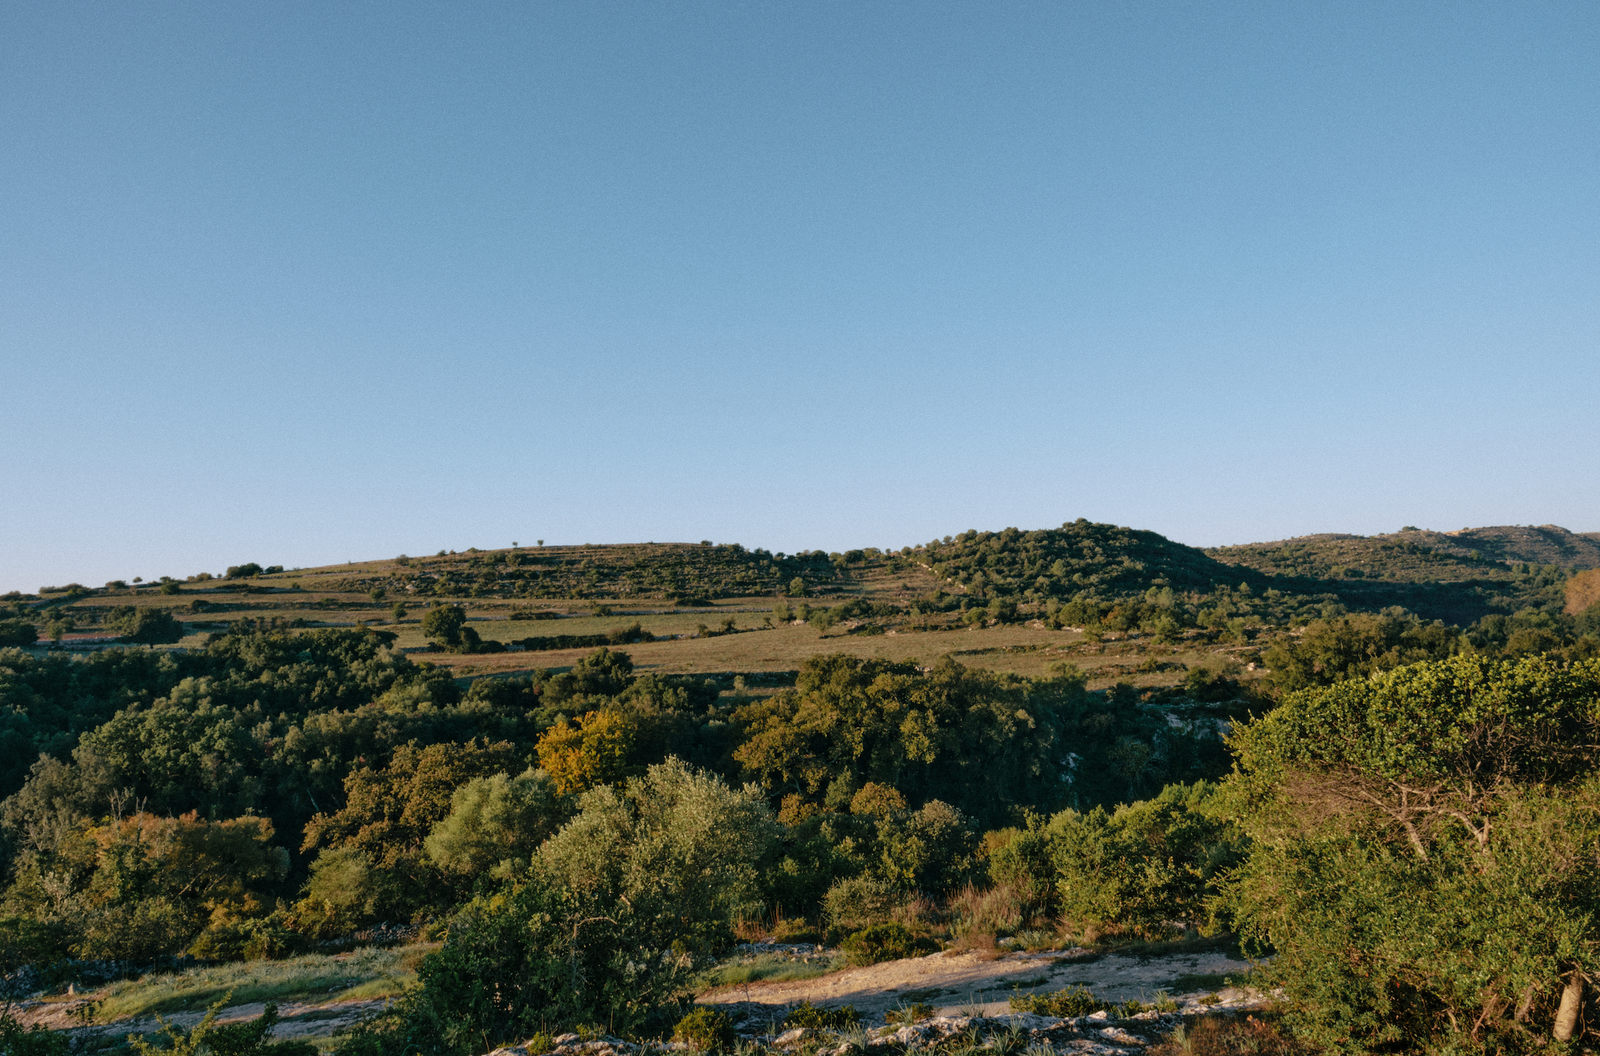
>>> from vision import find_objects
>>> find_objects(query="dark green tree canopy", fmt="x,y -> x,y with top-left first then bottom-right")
1234,653 -> 1600,792
105,607 -> 185,645
421,605 -> 467,646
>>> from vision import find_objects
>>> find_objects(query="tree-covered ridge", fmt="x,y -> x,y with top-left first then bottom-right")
905,520 -> 1588,626
1212,524 -> 1600,578
915,521 -> 1245,599
9,522 -> 1594,639
1206,525 -> 1597,621
338,543 -> 849,602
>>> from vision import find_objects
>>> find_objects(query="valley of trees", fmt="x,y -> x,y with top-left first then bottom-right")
4,521 -> 1600,1055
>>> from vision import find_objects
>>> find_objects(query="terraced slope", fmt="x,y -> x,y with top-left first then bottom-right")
293,543 -> 854,603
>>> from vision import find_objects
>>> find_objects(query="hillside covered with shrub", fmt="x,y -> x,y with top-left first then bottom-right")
5,521 -> 1600,1054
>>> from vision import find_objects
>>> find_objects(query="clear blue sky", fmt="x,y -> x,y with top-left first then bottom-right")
3,2 -> 1597,593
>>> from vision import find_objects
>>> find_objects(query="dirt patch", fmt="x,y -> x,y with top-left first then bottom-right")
698,945 -> 1254,1025
9,995 -> 390,1047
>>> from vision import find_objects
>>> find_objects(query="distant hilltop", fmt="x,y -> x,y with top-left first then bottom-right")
1209,524 -> 1600,576
12,521 -> 1597,632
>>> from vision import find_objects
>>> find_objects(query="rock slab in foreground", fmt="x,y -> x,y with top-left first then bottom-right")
488,994 -> 1271,1056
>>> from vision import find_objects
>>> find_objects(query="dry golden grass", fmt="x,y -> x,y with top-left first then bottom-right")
413,621 -> 1268,691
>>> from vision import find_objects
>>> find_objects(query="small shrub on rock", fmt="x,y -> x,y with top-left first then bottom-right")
1009,985 -> 1142,1018
673,1008 -> 735,1052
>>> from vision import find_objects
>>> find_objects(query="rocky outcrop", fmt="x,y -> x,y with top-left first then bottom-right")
489,992 -> 1270,1056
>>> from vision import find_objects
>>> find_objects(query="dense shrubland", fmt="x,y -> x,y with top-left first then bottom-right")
0,630 -> 1233,973
915,522 -> 1598,641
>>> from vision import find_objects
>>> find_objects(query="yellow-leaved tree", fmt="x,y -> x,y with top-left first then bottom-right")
535,709 -> 637,795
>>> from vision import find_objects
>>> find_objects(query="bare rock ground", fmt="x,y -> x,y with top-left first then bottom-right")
698,944 -> 1257,1024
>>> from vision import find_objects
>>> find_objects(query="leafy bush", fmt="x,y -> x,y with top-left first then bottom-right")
673,1007 -> 736,1051
424,768 -> 564,877
734,655 -> 1081,831
983,822 -> 1056,919
783,1001 -> 860,1029
188,913 -> 304,961
1049,781 -> 1242,936
104,606 -> 185,643
535,710 -> 638,795
873,800 -> 978,895
0,916 -> 69,970
358,871 -> 687,1054
421,604 -> 467,646
298,738 -> 522,929
75,896 -> 201,961
343,761 -> 779,1054
1262,613 -> 1461,693
0,619 -> 37,646
539,759 -> 780,948
821,874 -> 903,935
839,923 -> 935,966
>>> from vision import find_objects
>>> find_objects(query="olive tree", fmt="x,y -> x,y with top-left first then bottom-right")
355,760 -> 780,1055
539,757 -> 780,936
424,768 -> 564,878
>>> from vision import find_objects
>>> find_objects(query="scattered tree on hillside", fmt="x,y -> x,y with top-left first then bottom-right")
421,604 -> 467,647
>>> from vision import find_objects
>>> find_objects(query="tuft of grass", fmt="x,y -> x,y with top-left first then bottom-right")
695,951 -> 844,990
1009,986 -> 1147,1019
1007,929 -> 1062,952
95,947 -> 417,1022
333,976 -> 411,1001
885,1002 -> 935,1025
